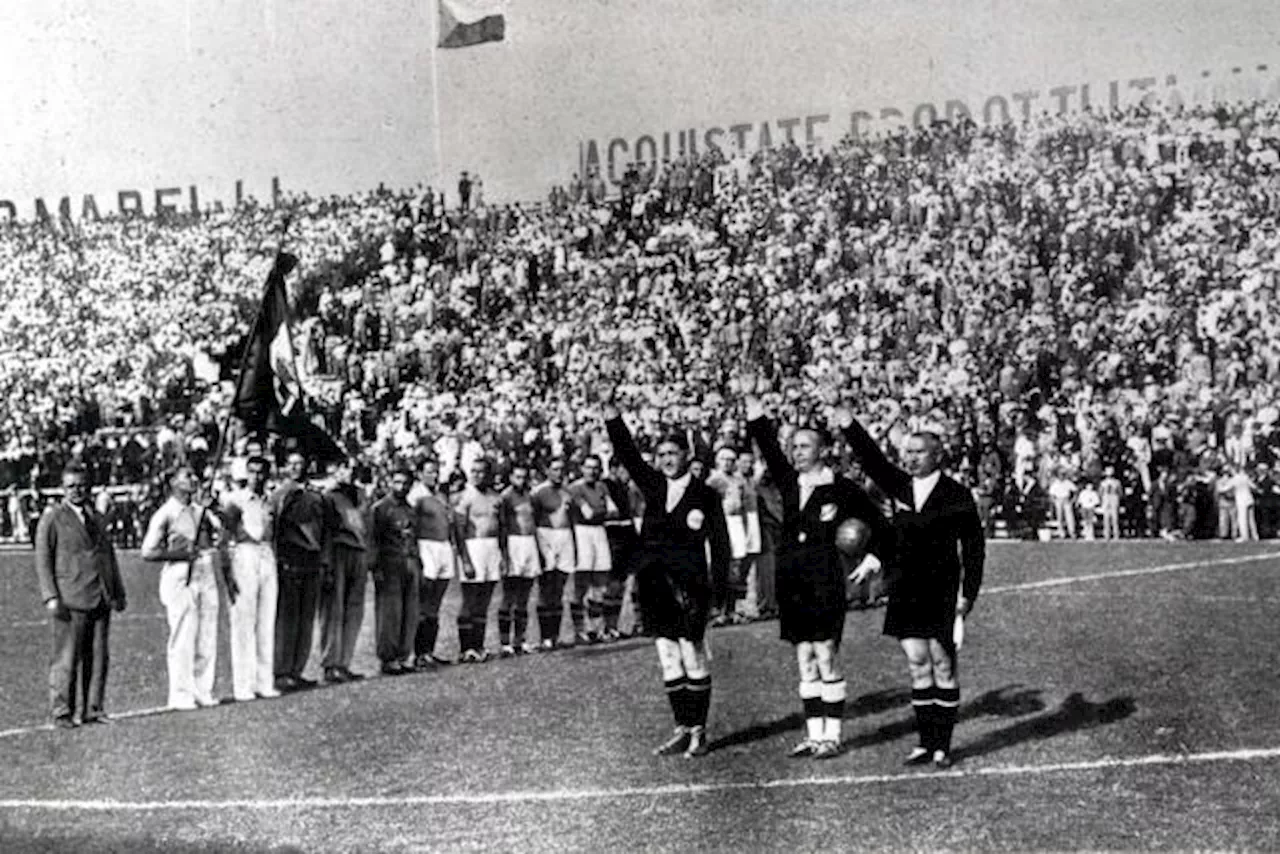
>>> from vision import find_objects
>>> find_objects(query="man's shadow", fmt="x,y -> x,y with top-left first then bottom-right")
709,684 -> 1050,754
953,692 -> 1137,761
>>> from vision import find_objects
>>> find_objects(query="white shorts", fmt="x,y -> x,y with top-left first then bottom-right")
506,534 -> 541,578
573,525 -> 612,571
463,537 -> 503,583
536,527 -> 576,573
726,515 -> 748,561
418,539 -> 456,580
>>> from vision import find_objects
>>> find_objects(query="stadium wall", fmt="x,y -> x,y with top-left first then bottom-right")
4,0 -> 1279,217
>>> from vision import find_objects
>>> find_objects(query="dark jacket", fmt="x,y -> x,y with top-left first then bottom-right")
34,503 -> 126,611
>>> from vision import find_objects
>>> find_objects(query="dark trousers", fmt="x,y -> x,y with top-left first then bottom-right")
375,562 -> 419,664
320,545 -> 368,670
415,578 -> 450,658
537,570 -> 569,643
49,604 -> 111,721
755,550 -> 778,615
275,563 -> 320,679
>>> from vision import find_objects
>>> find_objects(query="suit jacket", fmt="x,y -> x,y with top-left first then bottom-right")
34,503 -> 126,611
605,417 -> 731,590
841,418 -> 984,605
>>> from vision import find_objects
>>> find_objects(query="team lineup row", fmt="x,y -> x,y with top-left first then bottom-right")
34,392 -> 983,767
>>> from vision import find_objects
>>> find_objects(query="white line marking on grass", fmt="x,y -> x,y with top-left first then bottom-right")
1,744 -> 1279,811
985,550 -> 1280,596
0,706 -> 187,740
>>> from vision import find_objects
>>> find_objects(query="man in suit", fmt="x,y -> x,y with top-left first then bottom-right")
836,407 -> 985,768
34,461 -> 127,728
745,395 -> 891,759
604,397 -> 732,759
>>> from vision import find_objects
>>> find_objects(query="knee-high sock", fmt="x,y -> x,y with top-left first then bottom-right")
507,578 -> 533,645
414,579 -> 448,657
586,599 -> 604,633
935,685 -> 960,753
686,675 -> 711,728
821,679 -> 847,743
800,679 -> 824,741
911,685 -> 938,750
665,676 -> 690,727
456,615 -> 474,653
569,599 -> 586,634
497,599 -> 513,646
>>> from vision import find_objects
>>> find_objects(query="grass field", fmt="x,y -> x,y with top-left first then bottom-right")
2,541 -> 1280,852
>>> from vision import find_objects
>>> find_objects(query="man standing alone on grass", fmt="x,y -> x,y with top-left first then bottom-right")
270,452 -> 329,692
604,395 -> 731,759
836,406 -> 984,769
142,466 -> 223,711
35,461 -> 127,728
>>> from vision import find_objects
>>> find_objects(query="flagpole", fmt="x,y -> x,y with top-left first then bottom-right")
185,213 -> 295,585
430,0 -> 446,193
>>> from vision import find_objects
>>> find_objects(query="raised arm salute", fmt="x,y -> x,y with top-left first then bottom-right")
834,406 -> 985,769
604,396 -> 731,759
743,387 -> 891,760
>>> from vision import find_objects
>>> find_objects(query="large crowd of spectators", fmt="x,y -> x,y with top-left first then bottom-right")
4,98 -> 1280,543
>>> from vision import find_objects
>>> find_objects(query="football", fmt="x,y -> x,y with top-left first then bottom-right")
835,517 -> 872,558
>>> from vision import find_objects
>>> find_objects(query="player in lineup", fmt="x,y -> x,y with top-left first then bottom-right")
65,377 -> 984,769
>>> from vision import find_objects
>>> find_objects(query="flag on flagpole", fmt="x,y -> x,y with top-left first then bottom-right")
232,252 -> 346,463
438,0 -> 505,49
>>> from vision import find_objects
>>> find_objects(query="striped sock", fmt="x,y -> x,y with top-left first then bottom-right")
687,675 -> 712,727
911,685 -> 937,750
935,685 -> 960,753
665,676 -> 689,727
800,680 -> 824,741
821,679 -> 847,743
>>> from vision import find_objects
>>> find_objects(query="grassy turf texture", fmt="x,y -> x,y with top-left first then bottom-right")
1,541 -> 1279,852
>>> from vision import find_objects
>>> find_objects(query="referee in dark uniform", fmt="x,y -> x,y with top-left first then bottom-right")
745,394 -> 891,759
836,406 -> 984,768
604,398 -> 731,759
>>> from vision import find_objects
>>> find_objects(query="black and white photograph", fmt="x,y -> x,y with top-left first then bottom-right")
3,0 -> 1280,850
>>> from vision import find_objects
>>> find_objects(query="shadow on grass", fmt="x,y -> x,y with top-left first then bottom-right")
710,684 -> 1046,754
955,692 -> 1137,761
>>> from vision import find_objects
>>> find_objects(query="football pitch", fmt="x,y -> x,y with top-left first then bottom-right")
2,541 -> 1280,852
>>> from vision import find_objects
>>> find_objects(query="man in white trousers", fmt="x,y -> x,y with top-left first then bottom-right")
221,456 -> 281,701
142,466 -> 224,711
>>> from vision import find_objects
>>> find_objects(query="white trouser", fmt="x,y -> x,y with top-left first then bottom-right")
158,558 -> 220,708
230,543 -> 278,699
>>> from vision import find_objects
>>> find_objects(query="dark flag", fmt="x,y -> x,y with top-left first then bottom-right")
232,252 -> 346,463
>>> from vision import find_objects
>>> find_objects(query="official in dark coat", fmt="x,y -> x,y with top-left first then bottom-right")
745,396 -> 891,759
605,399 -> 731,759
838,408 -> 985,768
34,461 -> 127,727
